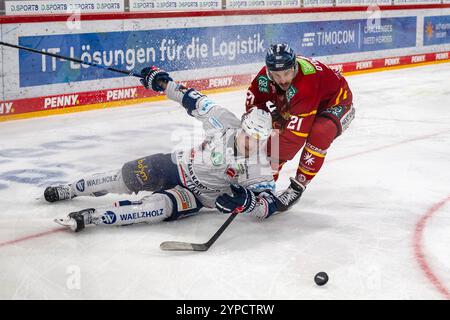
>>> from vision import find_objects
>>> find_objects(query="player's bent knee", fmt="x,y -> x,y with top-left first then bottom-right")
156,186 -> 202,221
308,117 -> 338,150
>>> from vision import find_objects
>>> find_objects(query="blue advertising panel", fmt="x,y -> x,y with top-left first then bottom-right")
19,16 -> 417,87
424,15 -> 450,46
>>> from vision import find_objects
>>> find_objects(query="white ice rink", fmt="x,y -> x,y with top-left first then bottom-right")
0,63 -> 449,300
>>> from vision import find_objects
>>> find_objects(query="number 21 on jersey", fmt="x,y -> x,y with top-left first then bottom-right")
287,115 -> 303,132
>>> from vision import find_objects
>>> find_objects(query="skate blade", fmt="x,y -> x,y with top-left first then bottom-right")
53,218 -> 76,231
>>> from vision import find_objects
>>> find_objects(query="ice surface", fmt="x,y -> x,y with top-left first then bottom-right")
0,63 -> 449,299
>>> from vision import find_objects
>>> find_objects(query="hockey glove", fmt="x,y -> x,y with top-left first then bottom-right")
140,66 -> 173,92
215,184 -> 257,214
266,102 -> 287,129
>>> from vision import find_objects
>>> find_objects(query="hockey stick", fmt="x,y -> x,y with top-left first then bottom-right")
0,41 -> 143,78
160,211 -> 239,252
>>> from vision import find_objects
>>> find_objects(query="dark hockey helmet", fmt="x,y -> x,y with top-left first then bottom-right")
265,44 -> 296,72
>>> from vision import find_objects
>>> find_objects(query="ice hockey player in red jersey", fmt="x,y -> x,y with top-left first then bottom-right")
246,43 -> 355,209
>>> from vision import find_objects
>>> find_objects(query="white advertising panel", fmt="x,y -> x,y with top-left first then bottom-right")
226,0 -> 300,9
5,0 -> 125,15
394,0 -> 441,4
303,0 -> 335,7
129,0 -> 222,11
335,0 -> 392,6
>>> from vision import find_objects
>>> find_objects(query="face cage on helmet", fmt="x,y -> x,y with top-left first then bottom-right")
239,126 -> 271,142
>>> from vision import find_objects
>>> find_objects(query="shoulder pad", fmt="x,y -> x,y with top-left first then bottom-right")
297,58 -> 317,76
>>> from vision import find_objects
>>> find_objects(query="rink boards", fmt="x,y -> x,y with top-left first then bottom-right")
0,5 -> 450,121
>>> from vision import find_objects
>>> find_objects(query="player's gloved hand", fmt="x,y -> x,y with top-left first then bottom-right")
266,102 -> 287,129
140,66 -> 173,92
215,184 -> 257,214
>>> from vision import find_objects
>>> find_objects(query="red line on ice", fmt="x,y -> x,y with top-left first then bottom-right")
329,129 -> 450,163
0,227 -> 66,248
413,196 -> 450,300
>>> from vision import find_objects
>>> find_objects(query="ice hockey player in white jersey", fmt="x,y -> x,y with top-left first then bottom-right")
45,66 -> 285,232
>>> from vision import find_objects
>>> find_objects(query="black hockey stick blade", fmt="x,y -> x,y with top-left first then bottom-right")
160,211 -> 238,252
160,241 -> 208,252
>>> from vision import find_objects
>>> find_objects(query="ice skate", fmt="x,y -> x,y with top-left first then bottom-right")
276,178 -> 305,211
44,185 -> 76,203
54,208 -> 95,232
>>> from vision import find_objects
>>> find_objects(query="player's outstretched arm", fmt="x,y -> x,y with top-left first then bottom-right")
140,65 -> 240,134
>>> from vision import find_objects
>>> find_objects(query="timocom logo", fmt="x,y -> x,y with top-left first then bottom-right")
356,61 -> 373,70
106,88 -> 137,101
0,102 -> 14,114
411,55 -> 426,63
385,57 -> 401,66
44,94 -> 78,109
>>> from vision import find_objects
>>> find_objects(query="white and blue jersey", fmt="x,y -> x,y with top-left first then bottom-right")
165,81 -> 276,208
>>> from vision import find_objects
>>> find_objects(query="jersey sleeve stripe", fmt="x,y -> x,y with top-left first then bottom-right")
335,88 -> 344,105
297,110 -> 317,118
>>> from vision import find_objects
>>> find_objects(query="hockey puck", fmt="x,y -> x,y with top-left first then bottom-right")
314,272 -> 329,286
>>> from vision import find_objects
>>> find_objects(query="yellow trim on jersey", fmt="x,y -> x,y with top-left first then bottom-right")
335,88 -> 343,105
304,146 -> 326,158
298,110 -> 317,118
290,130 -> 309,138
298,166 -> 317,176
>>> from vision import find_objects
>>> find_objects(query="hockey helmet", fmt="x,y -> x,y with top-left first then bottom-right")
265,43 -> 296,72
241,107 -> 272,140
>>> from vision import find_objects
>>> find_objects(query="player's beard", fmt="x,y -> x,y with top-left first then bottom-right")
277,83 -> 290,91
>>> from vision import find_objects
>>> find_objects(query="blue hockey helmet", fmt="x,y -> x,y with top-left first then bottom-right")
265,44 -> 296,71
